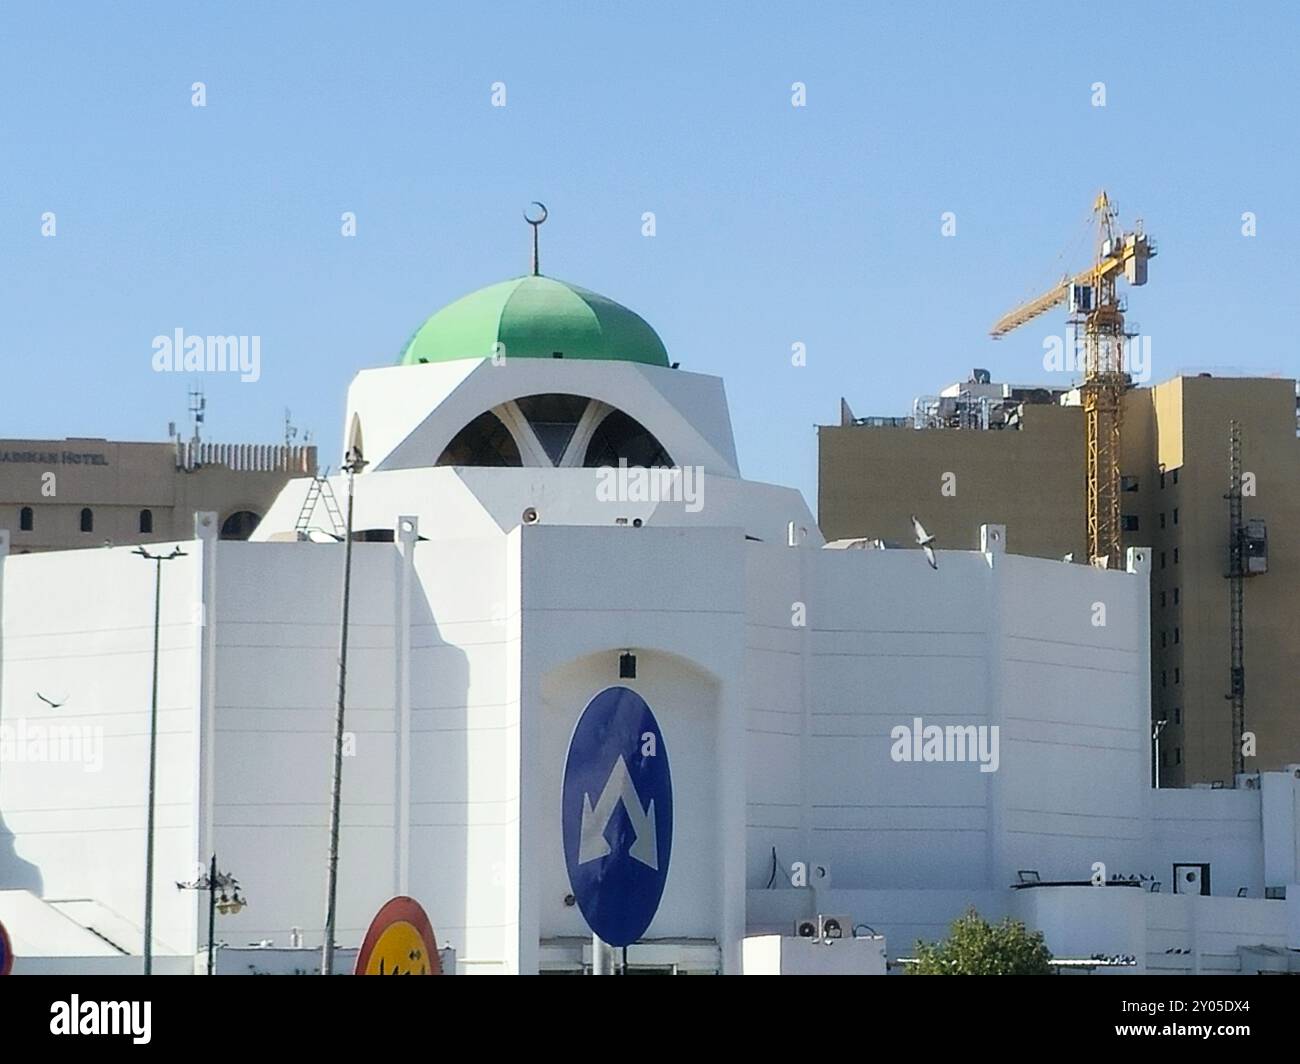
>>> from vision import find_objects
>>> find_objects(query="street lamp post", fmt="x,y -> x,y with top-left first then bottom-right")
1152,717 -> 1168,789
176,854 -> 246,975
321,449 -> 367,976
134,545 -> 187,976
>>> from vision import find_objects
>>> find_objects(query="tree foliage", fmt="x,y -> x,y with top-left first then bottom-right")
909,908 -> 1053,975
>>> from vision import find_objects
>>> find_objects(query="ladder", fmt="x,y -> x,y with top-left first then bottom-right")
294,472 -> 345,539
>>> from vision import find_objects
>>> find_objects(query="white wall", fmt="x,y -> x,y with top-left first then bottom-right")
0,544 -> 202,957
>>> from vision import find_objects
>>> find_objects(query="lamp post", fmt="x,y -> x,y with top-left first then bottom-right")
134,545 -> 187,976
321,449 -> 367,976
176,854 -> 246,975
1152,717 -> 1168,789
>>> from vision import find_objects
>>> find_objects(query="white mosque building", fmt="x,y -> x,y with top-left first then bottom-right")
1,253 -> 1298,974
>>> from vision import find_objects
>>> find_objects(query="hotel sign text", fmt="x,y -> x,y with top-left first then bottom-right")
0,451 -> 109,466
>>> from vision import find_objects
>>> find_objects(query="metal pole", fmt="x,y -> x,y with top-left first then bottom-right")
322,454 -> 364,975
207,853 -> 217,976
143,556 -> 161,976
1226,421 -> 1245,782
134,546 -> 186,975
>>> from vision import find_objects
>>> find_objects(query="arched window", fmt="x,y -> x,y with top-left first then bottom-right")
437,410 -> 522,467
80,508 -> 94,533
513,393 -> 589,465
220,510 -> 261,540
19,506 -> 34,531
139,509 -> 153,534
584,409 -> 673,468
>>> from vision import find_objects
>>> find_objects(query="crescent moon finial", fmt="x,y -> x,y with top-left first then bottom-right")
525,201 -> 548,274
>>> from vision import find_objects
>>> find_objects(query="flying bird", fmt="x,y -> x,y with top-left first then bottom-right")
911,515 -> 938,570
36,692 -> 69,709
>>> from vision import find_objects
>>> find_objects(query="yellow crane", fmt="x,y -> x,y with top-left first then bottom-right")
991,191 -> 1156,568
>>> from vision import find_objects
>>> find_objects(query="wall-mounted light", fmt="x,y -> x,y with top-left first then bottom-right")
619,650 -> 637,679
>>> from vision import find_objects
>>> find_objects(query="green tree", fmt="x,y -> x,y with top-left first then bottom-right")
909,908 -> 1053,975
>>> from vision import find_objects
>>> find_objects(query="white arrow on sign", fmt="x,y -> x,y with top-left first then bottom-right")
578,756 -> 658,870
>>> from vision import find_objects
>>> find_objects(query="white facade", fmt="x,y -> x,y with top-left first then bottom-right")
2,339 -> 1298,975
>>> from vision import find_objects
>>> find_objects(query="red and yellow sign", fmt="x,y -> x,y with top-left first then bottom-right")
354,896 -> 442,975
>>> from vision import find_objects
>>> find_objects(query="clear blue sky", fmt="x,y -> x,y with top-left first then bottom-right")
3,2 -> 1296,508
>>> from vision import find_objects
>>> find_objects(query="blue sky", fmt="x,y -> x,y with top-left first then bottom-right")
2,1 -> 1296,507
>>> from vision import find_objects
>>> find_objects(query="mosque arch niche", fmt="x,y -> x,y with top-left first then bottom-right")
220,510 -> 262,540
511,393 -> 590,465
583,408 -> 674,468
437,409 -> 523,467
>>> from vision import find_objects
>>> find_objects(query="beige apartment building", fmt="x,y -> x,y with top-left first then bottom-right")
1,438 -> 316,554
819,372 -> 1300,786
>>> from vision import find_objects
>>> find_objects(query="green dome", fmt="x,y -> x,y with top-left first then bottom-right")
398,275 -> 670,368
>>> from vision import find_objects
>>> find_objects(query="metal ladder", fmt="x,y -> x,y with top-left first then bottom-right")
294,472 -> 345,539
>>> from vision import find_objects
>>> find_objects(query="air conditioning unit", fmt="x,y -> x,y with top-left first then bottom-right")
1173,863 -> 1210,896
817,914 -> 852,941
793,918 -> 819,939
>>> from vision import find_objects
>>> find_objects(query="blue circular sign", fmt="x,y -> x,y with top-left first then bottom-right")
562,686 -> 672,947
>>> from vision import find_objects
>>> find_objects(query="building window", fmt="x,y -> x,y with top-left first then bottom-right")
1161,670 -> 1167,687
1173,548 -> 1180,564
1160,591 -> 1167,608
1159,512 -> 1166,529
1172,469 -> 1179,484
1174,707 -> 1181,724
1121,475 -> 1139,493
1173,507 -> 1179,525
1174,627 -> 1180,645
139,509 -> 153,534
584,409 -> 674,468
1173,588 -> 1180,605
1175,667 -> 1181,684
513,393 -> 590,465
437,410 -> 522,467
220,511 -> 261,540
19,506 -> 34,531
1160,551 -> 1167,569
80,508 -> 93,533
1160,471 -> 1167,489
1121,515 -> 1140,532
1161,631 -> 1167,648
1175,747 -> 1182,765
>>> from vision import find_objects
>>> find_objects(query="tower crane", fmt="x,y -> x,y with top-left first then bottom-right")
990,191 -> 1156,567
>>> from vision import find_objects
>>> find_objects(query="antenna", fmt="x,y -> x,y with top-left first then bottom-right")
188,386 -> 206,447
524,201 -> 548,276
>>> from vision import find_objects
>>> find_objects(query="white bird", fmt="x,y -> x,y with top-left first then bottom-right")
911,515 -> 938,570
36,692 -> 68,709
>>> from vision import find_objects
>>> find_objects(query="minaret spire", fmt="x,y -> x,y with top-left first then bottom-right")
524,201 -> 548,275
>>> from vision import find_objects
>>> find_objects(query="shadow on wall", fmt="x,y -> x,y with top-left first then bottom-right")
403,548 -> 472,962
0,810 -> 43,893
